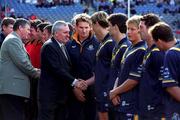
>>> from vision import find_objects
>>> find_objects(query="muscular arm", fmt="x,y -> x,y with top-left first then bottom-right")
110,79 -> 138,99
85,75 -> 95,86
166,86 -> 180,102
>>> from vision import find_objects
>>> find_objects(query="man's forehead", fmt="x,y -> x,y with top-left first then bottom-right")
60,26 -> 69,31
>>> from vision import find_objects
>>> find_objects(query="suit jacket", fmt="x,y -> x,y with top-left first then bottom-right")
0,32 -> 39,98
39,37 -> 75,104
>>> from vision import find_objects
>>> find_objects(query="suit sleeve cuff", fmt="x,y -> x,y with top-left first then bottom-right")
71,79 -> 78,87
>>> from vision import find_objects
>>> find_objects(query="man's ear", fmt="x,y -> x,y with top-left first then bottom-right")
54,31 -> 58,37
157,38 -> 162,43
114,24 -> 119,30
19,25 -> 24,31
2,25 -> 6,31
157,39 -> 165,47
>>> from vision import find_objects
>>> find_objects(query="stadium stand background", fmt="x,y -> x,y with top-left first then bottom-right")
0,0 -> 180,39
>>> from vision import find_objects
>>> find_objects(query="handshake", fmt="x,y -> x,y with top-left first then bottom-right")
73,79 -> 88,102
73,76 -> 95,102
74,79 -> 88,91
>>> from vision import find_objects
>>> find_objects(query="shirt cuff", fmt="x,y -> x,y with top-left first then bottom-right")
71,79 -> 79,87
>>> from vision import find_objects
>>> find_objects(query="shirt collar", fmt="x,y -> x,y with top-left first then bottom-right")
118,36 -> 127,45
102,33 -> 111,43
55,39 -> 64,48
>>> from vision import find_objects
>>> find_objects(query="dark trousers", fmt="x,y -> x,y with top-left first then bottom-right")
108,107 -> 116,120
25,99 -> 38,120
139,105 -> 164,120
0,94 -> 27,120
38,101 -> 67,120
139,115 -> 162,120
26,79 -> 38,120
67,97 -> 97,120
139,111 -> 163,120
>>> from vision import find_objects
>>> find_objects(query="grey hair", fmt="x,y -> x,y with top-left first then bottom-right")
52,20 -> 68,35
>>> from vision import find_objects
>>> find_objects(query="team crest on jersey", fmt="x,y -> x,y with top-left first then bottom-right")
87,45 -> 94,51
72,45 -> 76,48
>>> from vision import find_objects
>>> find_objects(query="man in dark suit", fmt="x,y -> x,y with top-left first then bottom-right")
38,20 -> 87,120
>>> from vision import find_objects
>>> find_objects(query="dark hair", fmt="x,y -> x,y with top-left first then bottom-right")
30,19 -> 42,31
140,13 -> 161,28
150,22 -> 174,42
13,18 -> 30,31
67,22 -> 74,38
44,24 -> 52,34
37,22 -> 50,32
1,17 -> 16,31
107,13 -> 128,33
91,11 -> 109,28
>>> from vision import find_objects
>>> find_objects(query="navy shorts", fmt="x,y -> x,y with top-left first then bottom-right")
115,112 -> 135,120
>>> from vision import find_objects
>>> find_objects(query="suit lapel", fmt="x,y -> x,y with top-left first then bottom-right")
63,45 -> 72,65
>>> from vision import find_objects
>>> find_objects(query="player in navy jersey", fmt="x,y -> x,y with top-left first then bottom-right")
107,13 -> 131,91
150,22 -> 180,120
66,13 -> 99,120
109,15 -> 146,120
107,13 -> 131,120
138,13 -> 165,120
91,11 -> 115,120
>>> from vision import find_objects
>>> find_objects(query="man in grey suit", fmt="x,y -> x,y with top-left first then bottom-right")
0,18 -> 40,120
